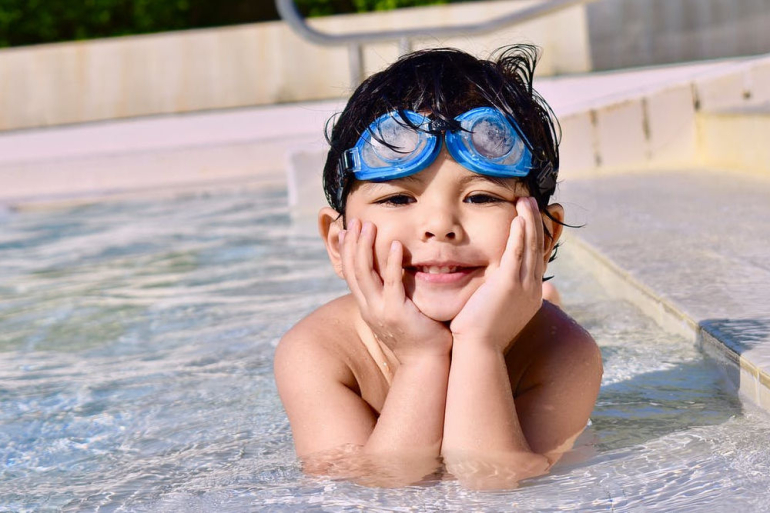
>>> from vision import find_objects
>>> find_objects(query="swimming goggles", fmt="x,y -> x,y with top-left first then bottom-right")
339,107 -> 555,187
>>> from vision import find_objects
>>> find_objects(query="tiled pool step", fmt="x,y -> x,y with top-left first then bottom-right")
558,169 -> 770,411
557,55 -> 770,178
697,103 -> 770,176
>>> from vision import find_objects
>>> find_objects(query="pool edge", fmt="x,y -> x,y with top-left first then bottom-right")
562,233 -> 770,413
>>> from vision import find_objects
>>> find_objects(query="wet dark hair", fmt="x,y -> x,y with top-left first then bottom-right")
322,44 -> 561,218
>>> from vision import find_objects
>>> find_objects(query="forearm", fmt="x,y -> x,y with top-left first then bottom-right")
365,354 -> 450,457
442,342 -> 548,486
444,342 -> 528,452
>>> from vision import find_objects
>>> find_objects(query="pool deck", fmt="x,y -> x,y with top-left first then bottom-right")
0,100 -> 345,206
558,169 -> 770,410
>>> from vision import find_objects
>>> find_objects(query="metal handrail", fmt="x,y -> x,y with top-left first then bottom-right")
275,0 -> 601,85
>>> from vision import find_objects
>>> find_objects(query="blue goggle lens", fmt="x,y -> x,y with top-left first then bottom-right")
464,115 -> 519,160
346,110 -> 438,181
362,114 -> 424,165
446,108 -> 531,177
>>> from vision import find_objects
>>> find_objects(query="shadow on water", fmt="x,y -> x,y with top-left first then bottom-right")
699,318 -> 770,352
590,357 -> 743,453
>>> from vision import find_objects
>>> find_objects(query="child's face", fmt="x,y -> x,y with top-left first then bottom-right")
341,148 -> 532,322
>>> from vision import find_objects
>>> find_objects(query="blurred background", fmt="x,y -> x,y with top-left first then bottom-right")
4,0 -> 770,61
0,1 -> 502,48
2,0 -> 770,131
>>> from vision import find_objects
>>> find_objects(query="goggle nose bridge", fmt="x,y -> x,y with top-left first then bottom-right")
427,117 -> 455,134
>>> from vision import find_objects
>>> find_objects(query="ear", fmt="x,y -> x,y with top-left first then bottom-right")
541,203 -> 564,271
318,207 -> 345,279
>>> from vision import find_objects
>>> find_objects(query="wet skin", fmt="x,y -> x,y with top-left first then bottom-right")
274,149 -> 602,488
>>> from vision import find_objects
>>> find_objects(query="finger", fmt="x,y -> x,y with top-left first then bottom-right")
340,218 -> 367,305
382,240 -> 406,305
520,197 -> 540,285
532,197 -> 546,281
500,214 -> 525,282
532,197 -> 545,255
354,221 -> 383,301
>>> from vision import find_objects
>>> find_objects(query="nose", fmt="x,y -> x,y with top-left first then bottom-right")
420,206 -> 463,242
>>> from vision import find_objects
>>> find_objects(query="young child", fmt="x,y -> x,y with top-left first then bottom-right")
274,45 -> 602,489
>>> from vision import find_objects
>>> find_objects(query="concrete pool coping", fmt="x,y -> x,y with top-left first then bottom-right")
565,236 -> 770,412
558,170 -> 770,412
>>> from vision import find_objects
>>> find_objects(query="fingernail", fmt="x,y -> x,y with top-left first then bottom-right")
390,240 -> 399,252
339,231 -> 346,243
361,221 -> 372,235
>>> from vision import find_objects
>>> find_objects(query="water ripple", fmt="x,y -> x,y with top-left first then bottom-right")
1,189 -> 769,510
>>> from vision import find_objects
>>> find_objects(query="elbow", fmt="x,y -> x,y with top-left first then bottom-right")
300,444 -> 443,488
443,450 -> 550,490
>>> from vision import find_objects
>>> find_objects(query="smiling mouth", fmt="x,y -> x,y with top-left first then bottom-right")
414,265 -> 461,274
406,264 -> 481,283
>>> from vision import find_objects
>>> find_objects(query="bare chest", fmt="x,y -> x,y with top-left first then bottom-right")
349,347 -> 531,415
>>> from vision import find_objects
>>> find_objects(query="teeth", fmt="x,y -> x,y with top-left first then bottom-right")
420,266 -> 457,274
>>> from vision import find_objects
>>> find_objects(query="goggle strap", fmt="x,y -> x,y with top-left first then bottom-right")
536,162 -> 557,192
339,149 -> 358,174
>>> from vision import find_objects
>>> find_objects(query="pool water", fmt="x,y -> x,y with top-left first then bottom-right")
1,188 -> 769,512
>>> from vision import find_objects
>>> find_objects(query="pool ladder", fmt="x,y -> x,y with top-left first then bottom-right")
275,0 -> 603,87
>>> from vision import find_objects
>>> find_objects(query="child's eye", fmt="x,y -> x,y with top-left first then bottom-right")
465,193 -> 506,204
376,194 -> 415,206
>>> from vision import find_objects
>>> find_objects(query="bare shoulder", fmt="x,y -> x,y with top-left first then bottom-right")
273,295 -> 359,391
515,301 -> 603,391
274,295 -> 382,455
512,302 -> 603,457
543,301 -> 600,358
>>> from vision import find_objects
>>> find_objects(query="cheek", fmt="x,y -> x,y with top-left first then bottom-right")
370,240 -> 390,274
370,225 -> 404,273
344,202 -> 400,273
476,217 -> 516,265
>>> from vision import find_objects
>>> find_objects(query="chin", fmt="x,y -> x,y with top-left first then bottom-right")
423,311 -> 456,323
412,298 -> 464,323
408,285 -> 477,323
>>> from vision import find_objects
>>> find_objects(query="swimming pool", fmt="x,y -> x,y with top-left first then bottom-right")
1,186 -> 769,511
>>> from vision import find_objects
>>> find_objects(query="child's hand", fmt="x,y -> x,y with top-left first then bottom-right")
340,219 -> 453,364
449,197 -> 544,352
